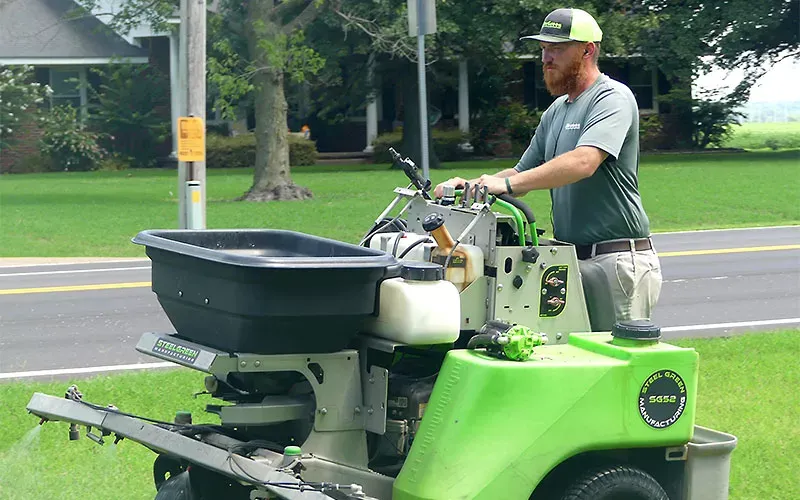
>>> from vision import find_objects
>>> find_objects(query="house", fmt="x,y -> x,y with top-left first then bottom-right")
0,0 -> 181,172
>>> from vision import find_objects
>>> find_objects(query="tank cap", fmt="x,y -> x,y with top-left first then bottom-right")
283,445 -> 302,456
422,213 -> 445,232
401,262 -> 444,282
612,320 -> 661,341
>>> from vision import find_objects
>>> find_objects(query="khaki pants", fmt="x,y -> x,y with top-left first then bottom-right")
578,248 -> 662,332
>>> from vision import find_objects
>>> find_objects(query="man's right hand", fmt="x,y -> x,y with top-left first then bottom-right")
434,177 -> 468,199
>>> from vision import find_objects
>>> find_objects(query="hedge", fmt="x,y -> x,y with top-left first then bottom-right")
206,133 -> 318,168
371,129 -> 469,163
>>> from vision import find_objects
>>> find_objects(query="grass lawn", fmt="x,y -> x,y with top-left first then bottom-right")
0,150 -> 798,257
722,122 -> 800,151
0,330 -> 797,499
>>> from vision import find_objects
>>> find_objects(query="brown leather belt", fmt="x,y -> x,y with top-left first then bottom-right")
575,238 -> 653,260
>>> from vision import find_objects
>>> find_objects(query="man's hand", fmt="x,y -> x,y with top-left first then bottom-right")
476,174 -> 508,195
434,177 -> 468,198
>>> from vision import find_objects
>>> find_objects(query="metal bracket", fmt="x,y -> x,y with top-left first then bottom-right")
362,366 -> 388,435
666,444 -> 689,461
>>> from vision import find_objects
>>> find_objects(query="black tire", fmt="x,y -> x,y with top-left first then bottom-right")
561,465 -> 669,500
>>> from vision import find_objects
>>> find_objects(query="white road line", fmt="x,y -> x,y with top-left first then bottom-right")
654,225 -> 800,235
0,266 -> 150,277
3,318 -> 799,380
0,362 -> 176,380
662,318 -> 800,333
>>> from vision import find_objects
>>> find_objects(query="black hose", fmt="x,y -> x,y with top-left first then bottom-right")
397,237 -> 433,258
467,333 -> 499,350
391,232 -> 405,256
497,193 -> 536,224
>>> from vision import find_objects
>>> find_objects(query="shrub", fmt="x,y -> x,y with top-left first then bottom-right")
0,65 -> 51,149
371,129 -> 469,164
470,102 -> 540,157
39,106 -> 106,171
692,99 -> 743,149
205,133 -> 317,168
289,136 -> 318,166
6,153 -> 55,174
89,64 -> 170,168
639,113 -> 664,151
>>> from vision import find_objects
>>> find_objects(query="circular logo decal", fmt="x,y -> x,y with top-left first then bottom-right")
639,370 -> 687,429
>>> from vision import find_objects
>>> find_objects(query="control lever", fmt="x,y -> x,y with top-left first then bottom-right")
389,148 -> 431,200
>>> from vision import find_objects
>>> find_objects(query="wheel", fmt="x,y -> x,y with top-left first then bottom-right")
561,465 -> 668,500
154,454 -> 187,492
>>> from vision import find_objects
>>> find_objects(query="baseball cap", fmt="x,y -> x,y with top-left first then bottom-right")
520,8 -> 603,44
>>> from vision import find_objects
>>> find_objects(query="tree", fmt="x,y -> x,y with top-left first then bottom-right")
78,0 -> 325,201
0,65 -> 51,150
633,0 -> 798,147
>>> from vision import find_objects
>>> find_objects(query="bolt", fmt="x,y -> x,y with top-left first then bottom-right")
369,377 -> 374,384
254,360 -> 261,368
367,408 -> 374,415
550,247 -> 558,255
526,265 -> 532,272
561,288 -> 566,295
319,408 -> 328,415
542,288 -> 547,295
240,361 -> 247,368
354,407 -> 361,414
497,284 -> 504,292
540,262 -> 547,269
556,333 -> 563,340
204,298 -> 209,305
178,290 -> 183,297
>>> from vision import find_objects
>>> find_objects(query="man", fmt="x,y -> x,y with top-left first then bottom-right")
434,8 -> 661,331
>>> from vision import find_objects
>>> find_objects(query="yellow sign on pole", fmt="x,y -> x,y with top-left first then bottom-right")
177,116 -> 205,162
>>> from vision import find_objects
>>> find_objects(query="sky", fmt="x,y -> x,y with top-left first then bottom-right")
694,58 -> 800,103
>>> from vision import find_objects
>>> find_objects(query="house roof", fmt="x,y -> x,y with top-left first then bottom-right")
0,0 -> 149,65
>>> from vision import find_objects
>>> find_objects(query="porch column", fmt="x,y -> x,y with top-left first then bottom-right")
458,59 -> 473,152
364,58 -> 379,153
364,97 -> 378,153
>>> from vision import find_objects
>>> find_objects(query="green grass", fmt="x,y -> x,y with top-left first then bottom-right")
0,330 -> 797,499
0,151 -> 797,257
722,122 -> 800,151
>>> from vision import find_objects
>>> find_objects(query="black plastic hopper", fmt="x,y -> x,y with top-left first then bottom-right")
133,229 -> 400,354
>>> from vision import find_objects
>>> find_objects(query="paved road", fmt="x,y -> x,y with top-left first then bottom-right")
1,226 -> 798,378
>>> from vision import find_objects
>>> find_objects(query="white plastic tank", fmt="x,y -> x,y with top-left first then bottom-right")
364,262 -> 461,345
422,214 -> 484,292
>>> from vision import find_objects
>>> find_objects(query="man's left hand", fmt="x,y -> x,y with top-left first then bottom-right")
477,174 -> 508,195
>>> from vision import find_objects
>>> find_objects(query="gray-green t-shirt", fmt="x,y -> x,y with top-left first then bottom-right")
514,74 -> 650,246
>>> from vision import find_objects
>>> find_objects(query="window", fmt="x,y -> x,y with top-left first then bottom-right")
48,68 -> 88,118
50,69 -> 81,109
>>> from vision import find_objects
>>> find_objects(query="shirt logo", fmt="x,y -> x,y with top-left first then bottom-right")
565,123 -> 581,130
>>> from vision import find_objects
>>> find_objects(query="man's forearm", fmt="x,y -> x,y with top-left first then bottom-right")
508,147 -> 605,194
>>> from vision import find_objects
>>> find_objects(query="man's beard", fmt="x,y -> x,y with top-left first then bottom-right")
543,53 -> 583,96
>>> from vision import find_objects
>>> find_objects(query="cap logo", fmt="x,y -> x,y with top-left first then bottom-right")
542,20 -> 562,29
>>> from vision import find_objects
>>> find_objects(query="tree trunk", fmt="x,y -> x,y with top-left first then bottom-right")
400,62 -> 440,170
239,0 -> 312,202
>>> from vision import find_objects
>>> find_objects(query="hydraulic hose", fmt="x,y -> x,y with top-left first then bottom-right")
397,237 -> 433,259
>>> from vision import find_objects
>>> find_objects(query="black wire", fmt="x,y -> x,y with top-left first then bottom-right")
360,215 -> 406,247
396,237 -> 432,259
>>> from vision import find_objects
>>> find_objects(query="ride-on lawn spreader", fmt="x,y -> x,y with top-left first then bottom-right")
27,149 -> 736,500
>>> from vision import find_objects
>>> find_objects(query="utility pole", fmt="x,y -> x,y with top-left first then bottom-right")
408,0 -> 436,181
177,0 -> 207,229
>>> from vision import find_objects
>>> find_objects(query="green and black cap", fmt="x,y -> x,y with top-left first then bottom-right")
520,8 -> 603,44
